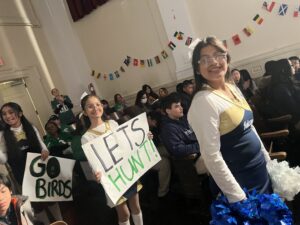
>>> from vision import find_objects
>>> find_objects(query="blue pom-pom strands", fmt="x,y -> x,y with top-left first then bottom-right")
210,190 -> 293,225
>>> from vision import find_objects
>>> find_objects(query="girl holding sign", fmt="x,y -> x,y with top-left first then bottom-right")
0,102 -> 63,224
81,94 -> 143,225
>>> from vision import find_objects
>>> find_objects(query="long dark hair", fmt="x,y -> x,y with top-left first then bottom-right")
192,36 -> 231,92
135,90 -> 147,107
0,102 -> 42,160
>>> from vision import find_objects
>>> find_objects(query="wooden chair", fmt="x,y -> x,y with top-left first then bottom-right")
250,93 -> 291,161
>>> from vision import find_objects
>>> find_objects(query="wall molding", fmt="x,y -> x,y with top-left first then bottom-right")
0,0 -> 40,27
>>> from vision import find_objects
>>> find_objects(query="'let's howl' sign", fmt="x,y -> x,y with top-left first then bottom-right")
23,153 -> 75,202
82,113 -> 161,205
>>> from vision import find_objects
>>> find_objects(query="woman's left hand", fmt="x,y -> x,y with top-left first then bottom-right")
147,131 -> 153,140
41,149 -> 49,161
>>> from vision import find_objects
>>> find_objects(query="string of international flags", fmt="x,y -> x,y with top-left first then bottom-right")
91,13 -> 266,81
262,0 -> 300,17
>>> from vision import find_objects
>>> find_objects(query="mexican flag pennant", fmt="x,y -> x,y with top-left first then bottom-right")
185,37 -> 193,46
140,60 -> 145,67
120,66 -> 125,72
109,73 -> 114,80
253,14 -> 264,25
114,71 -> 120,78
278,4 -> 288,16
161,50 -> 168,59
168,41 -> 176,50
155,56 -> 160,64
243,26 -> 254,37
124,56 -> 131,66
147,59 -> 153,67
96,73 -> 101,79
133,59 -> 139,66
232,34 -> 241,45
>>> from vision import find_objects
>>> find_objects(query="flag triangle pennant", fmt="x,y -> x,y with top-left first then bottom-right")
262,1 -> 275,12
140,60 -> 145,67
168,41 -> 176,50
243,26 -> 254,37
185,37 -> 193,46
253,14 -> 264,25
161,50 -> 168,59
147,59 -> 153,67
120,66 -> 125,72
109,73 -> 114,80
96,73 -> 101,79
155,56 -> 160,64
133,59 -> 139,66
124,56 -> 131,66
232,34 -> 241,45
279,4 -> 288,16
294,6 -> 300,17
114,71 -> 120,78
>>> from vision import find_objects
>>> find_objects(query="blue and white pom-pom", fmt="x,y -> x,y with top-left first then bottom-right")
210,190 -> 293,225
267,159 -> 300,201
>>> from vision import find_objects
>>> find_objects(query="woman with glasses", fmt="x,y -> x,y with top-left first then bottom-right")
188,37 -> 272,205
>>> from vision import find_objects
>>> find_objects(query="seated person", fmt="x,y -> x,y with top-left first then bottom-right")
267,59 -> 300,129
135,90 -> 152,113
289,56 -> 300,81
0,173 -> 34,225
159,92 -> 200,158
48,114 -> 74,134
237,69 -> 258,101
113,93 -> 128,113
158,88 -> 168,99
179,80 -> 194,115
228,69 -> 241,84
142,84 -> 159,99
44,120 -> 73,158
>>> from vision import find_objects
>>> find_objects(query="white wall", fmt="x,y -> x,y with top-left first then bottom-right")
70,0 -> 300,102
71,0 -> 177,102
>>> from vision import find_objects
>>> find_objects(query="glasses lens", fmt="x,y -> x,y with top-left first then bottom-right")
198,53 -> 227,66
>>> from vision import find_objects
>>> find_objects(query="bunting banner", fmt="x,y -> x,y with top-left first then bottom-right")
262,0 -> 300,18
91,13 -> 264,82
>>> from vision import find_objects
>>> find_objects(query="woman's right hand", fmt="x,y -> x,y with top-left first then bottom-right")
94,171 -> 102,183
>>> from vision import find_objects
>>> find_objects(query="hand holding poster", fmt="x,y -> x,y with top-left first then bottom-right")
23,153 -> 75,202
82,113 -> 161,205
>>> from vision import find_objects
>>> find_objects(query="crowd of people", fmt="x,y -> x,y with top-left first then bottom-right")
0,36 -> 300,225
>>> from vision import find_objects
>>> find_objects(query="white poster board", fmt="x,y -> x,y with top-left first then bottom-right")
23,153 -> 75,202
82,113 -> 161,205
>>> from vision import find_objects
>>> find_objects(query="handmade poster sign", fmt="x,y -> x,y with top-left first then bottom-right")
82,113 -> 161,205
23,153 -> 75,202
